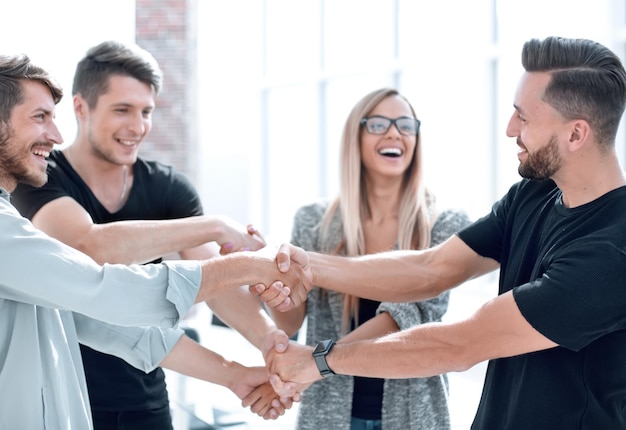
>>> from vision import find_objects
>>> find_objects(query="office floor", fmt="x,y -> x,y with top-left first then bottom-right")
166,275 -> 496,430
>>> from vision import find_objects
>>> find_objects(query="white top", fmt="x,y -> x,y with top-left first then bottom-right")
0,189 -> 200,429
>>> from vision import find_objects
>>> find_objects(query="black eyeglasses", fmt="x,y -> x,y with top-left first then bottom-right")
360,115 -> 420,136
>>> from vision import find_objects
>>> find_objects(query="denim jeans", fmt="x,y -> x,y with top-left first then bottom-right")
351,416 -> 383,430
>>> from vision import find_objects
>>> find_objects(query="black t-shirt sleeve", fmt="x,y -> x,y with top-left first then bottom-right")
513,240 -> 626,351
124,160 -> 204,221
456,182 -> 522,262
163,169 -> 204,218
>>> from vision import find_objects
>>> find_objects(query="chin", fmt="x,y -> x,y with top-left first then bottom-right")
23,173 -> 48,189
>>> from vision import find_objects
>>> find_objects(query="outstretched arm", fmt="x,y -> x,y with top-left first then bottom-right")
253,235 -> 498,309
32,196 -> 265,265
159,335 -> 288,419
266,291 -> 557,396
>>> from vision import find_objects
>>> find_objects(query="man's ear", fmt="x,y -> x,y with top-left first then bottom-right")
73,94 -> 88,118
567,119 -> 590,152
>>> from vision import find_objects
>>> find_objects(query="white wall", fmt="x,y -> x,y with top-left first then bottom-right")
3,0 -> 620,242
1,1 -> 136,148
196,0 -> 620,244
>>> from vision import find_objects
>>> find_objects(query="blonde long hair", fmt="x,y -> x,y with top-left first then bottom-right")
320,88 -> 433,334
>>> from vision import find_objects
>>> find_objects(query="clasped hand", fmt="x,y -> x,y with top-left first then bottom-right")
250,243 -> 313,310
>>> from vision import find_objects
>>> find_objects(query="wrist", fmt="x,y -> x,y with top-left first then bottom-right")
312,339 -> 336,377
223,359 -> 245,391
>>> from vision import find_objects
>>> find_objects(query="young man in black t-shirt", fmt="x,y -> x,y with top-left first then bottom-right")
258,36 -> 626,429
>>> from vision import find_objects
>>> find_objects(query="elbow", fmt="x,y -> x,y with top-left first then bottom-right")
73,241 -> 107,265
446,345 -> 482,373
393,282 -> 448,303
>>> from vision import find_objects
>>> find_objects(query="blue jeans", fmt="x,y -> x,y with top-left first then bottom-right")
351,417 -> 382,430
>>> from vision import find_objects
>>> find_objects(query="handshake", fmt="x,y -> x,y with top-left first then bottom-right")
215,243 -> 327,420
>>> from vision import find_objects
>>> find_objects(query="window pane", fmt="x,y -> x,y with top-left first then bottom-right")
265,85 -> 320,242
324,0 -> 395,72
265,0 -> 320,79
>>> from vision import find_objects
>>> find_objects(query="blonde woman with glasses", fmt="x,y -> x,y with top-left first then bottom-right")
266,88 -> 471,430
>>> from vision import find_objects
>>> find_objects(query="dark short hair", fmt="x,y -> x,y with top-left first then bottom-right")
72,40 -> 163,108
522,36 -> 626,148
0,54 -> 63,124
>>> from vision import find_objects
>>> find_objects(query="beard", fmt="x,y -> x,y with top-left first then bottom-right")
0,124 -> 48,189
518,135 -> 562,179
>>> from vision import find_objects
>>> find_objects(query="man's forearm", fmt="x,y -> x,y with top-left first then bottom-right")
207,285 -> 278,350
83,216 -> 239,265
309,250 -> 442,303
197,250 -> 305,303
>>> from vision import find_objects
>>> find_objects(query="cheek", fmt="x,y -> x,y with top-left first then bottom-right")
144,118 -> 152,133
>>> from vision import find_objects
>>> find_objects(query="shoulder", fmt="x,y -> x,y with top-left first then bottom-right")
291,200 -> 334,249
135,158 -> 174,178
430,208 -> 473,247
134,158 -> 196,190
433,208 -> 472,231
293,200 -> 329,224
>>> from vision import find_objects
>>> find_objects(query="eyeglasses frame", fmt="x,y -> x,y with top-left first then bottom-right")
360,115 -> 421,136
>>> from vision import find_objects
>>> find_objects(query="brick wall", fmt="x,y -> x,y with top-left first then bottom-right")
135,0 -> 198,181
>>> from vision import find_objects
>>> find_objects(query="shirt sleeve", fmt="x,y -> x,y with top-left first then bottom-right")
73,312 -> 185,373
0,199 -> 200,329
513,240 -> 626,351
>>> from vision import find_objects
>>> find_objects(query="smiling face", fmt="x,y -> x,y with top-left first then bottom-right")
360,94 -> 417,180
77,74 -> 154,166
507,72 -> 568,180
0,80 -> 63,191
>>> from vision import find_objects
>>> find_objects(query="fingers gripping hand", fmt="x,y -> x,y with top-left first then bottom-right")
266,341 -> 321,397
241,381 -> 290,420
275,243 -> 313,307
218,219 -> 266,254
260,329 -> 289,361
249,281 -> 292,312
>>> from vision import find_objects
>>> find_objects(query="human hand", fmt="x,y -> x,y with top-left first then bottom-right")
241,381 -> 297,420
250,280 -> 292,312
260,328 -> 290,360
228,364 -> 294,419
216,217 -> 266,254
266,341 -> 322,397
250,243 -> 312,310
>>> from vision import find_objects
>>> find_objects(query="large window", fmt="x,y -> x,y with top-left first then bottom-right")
198,0 -> 494,243
196,0 -> 621,244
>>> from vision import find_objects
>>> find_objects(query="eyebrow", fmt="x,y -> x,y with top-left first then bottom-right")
111,102 -> 155,110
513,103 -> 524,115
34,107 -> 54,117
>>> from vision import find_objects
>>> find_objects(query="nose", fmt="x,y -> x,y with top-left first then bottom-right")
45,121 -> 63,146
505,112 -> 518,138
387,122 -> 403,137
127,112 -> 149,136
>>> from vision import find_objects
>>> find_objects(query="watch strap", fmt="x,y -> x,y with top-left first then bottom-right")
313,339 -> 335,377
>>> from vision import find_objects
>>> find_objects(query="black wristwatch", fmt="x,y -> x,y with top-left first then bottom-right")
312,339 -> 336,377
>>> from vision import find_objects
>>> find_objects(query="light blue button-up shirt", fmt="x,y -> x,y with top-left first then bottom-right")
0,189 -> 202,429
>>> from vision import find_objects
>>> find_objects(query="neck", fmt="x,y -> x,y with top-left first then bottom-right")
556,154 -> 626,207
65,143 -> 130,212
364,180 -> 402,224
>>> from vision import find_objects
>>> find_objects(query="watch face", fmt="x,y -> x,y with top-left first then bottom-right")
313,339 -> 332,354
313,341 -> 327,354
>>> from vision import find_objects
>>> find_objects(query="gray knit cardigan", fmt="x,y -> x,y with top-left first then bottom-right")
291,201 -> 472,430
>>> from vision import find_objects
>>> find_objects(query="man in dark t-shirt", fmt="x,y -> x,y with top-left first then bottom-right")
257,37 -> 626,429
12,40 -> 290,429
